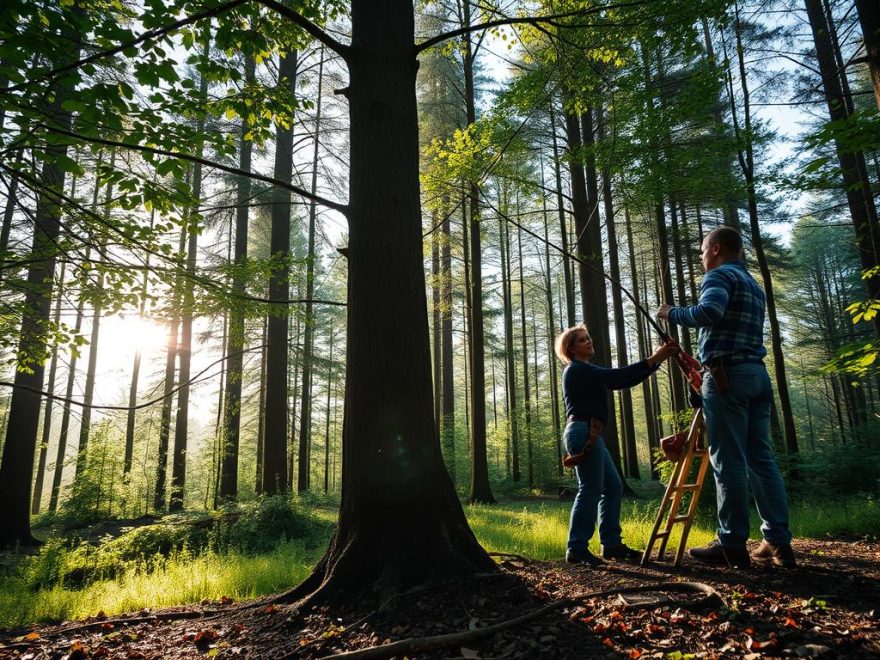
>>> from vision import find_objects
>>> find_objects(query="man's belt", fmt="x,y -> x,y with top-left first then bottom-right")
703,356 -> 764,368
562,417 -> 603,468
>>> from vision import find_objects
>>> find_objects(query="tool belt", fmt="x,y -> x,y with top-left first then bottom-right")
703,356 -> 764,395
562,417 -> 603,467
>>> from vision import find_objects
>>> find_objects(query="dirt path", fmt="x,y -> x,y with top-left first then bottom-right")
2,538 -> 878,659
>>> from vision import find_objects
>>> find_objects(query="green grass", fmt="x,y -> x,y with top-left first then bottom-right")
0,541 -> 318,629
1,494 -> 876,629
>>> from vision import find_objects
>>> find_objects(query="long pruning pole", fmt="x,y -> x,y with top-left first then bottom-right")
481,190 -> 704,395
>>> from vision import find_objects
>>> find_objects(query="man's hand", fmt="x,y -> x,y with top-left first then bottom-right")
657,303 -> 674,320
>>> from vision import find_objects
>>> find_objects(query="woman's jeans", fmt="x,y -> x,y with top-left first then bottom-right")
564,421 -> 622,554
702,362 -> 792,548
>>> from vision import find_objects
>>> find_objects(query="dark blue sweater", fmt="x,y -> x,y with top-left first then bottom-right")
562,359 -> 658,424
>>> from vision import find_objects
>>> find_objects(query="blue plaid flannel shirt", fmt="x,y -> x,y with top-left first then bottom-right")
667,261 -> 767,365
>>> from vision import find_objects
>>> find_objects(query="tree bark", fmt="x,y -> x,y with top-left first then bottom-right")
598,107 -> 638,479
262,50 -> 297,495
804,0 -> 880,338
31,261 -> 66,514
0,10 -> 81,545
289,2 -> 495,603
219,54 -> 255,502
550,106 -> 576,327
440,211 -> 455,483
460,1 -> 493,505
500,214 -> 520,482
297,48 -> 325,494
729,8 -> 799,455
854,0 -> 880,110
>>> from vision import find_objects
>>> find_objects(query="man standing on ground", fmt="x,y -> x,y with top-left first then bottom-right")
657,226 -> 796,568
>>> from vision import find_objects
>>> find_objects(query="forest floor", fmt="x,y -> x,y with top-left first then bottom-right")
1,537 -> 878,659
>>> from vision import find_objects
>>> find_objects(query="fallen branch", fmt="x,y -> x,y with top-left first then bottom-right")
320,581 -> 723,660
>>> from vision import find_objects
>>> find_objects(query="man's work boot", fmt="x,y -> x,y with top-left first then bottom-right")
565,549 -> 605,568
601,543 -> 642,563
751,540 -> 797,568
688,540 -> 751,568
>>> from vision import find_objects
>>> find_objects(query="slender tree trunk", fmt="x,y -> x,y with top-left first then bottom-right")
219,55 -> 255,501
517,225 -> 533,490
729,8 -> 799,455
550,107 -> 575,327
324,322 -> 334,494
124,206 -> 156,484
155,223 -> 185,512
262,49 -> 297,495
540,165 -> 562,475
75,150 -> 116,484
298,48 -> 325,494
460,4 -> 493,504
31,261 -> 66,514
50,164 -> 103,513
700,15 -> 741,229
599,108 -> 638,479
255,314 -> 268,495
440,211 -> 455,482
500,215 -> 520,482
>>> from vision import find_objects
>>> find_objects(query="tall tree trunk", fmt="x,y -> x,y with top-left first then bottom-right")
700,15 -> 741,229
460,3 -> 493,505
500,215 -> 520,482
578,108 -> 625,473
324,321 -> 334,494
440,211 -> 455,482
219,55 -> 255,502
75,149 -> 116,484
550,107 -> 575,327
170,33 -> 210,511
854,0 -> 880,110
641,44 -> 686,412
262,49 -> 297,495
298,47 -> 325,494
540,164 -> 562,475
0,11 -> 81,545
50,161 -> 104,513
254,314 -> 268,495
804,0 -> 880,338
154,225 -> 183,512
729,8 -> 799,455
31,261 -> 66,514
291,3 -> 495,603
124,206 -> 156,484
517,225 -> 533,490
599,108 -> 638,479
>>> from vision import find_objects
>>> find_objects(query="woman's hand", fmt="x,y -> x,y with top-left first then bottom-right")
647,340 -> 678,367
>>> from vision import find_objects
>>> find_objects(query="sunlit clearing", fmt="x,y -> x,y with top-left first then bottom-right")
101,314 -> 168,360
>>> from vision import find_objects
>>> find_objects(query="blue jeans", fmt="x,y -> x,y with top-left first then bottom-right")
564,422 -> 622,553
702,362 -> 792,548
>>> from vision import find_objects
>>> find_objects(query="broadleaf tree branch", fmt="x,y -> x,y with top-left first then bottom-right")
252,0 -> 351,58
1,0 -> 250,94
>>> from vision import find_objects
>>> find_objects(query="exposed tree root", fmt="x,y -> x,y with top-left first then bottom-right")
318,581 -> 723,660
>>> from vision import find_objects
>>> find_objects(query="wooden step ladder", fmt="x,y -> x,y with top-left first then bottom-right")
641,408 -> 712,567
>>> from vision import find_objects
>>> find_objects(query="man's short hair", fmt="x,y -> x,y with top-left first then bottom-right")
705,226 -> 743,258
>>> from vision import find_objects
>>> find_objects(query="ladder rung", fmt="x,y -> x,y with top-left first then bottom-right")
653,531 -> 670,538
671,515 -> 691,524
677,484 -> 701,491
